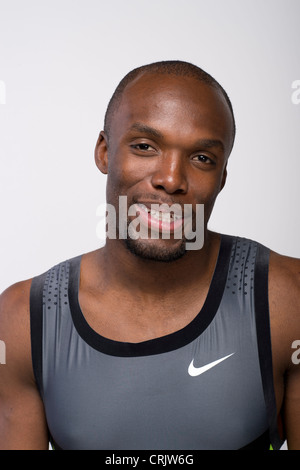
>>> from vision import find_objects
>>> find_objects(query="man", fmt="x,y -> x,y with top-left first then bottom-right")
0,60 -> 299,450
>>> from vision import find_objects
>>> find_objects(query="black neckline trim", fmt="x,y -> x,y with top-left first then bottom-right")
68,234 -> 233,357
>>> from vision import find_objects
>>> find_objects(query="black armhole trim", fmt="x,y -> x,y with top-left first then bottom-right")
254,243 -> 284,450
68,234 -> 234,357
30,271 -> 47,398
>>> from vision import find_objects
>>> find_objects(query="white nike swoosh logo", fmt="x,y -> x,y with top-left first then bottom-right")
188,353 -> 235,377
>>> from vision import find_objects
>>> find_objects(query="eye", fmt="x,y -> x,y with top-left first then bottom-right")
130,142 -> 157,155
191,154 -> 215,165
132,143 -> 152,151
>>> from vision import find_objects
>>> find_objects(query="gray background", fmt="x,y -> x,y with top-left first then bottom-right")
0,0 -> 299,291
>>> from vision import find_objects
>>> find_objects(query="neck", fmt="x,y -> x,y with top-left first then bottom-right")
97,230 -> 221,297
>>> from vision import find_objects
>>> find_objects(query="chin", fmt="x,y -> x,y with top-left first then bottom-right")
124,238 -> 187,263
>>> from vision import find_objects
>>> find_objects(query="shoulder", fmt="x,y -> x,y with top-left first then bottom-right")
268,250 -> 300,370
0,278 -> 34,382
0,251 -> 85,334
0,252 -> 81,380
269,250 -> 300,308
0,279 -> 33,332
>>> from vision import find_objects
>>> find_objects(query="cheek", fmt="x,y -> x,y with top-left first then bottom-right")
110,145 -> 154,184
106,152 -> 148,202
188,171 -> 225,222
190,171 -> 223,201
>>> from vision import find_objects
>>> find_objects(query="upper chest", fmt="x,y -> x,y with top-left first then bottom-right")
78,282 -> 209,343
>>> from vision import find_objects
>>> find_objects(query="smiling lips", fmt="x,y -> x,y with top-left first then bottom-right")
133,202 -> 186,234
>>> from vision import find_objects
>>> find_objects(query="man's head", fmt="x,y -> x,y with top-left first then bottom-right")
103,60 -> 236,150
95,60 -> 235,262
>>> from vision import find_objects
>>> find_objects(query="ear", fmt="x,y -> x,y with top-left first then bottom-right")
219,162 -> 228,192
94,131 -> 109,174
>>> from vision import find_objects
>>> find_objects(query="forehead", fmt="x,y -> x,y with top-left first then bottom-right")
110,72 -> 234,153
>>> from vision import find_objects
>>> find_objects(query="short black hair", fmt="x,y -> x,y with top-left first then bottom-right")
104,60 -> 236,148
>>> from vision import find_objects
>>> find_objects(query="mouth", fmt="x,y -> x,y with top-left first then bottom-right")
133,202 -> 185,235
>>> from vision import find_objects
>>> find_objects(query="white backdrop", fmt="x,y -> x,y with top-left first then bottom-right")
0,0 -> 299,293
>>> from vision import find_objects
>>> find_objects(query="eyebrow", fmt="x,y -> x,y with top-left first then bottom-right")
128,122 -> 164,139
194,138 -> 225,153
128,122 -> 225,153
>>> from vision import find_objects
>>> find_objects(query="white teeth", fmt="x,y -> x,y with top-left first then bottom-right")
161,212 -> 172,222
136,204 -> 182,222
150,209 -> 166,221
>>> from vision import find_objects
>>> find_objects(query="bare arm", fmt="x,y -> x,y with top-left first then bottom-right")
269,252 -> 300,450
0,281 -> 49,450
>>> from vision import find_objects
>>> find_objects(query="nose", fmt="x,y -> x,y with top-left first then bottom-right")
150,152 -> 188,194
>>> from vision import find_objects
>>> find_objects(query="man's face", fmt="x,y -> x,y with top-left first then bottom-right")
96,72 -> 234,262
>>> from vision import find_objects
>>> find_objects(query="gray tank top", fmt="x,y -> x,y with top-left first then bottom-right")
30,234 -> 284,450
